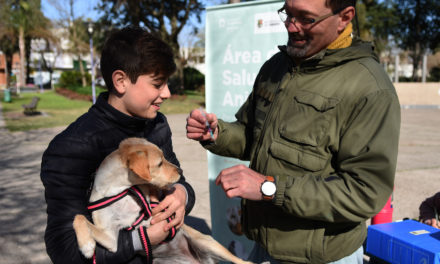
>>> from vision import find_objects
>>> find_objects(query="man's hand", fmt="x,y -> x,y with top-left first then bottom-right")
215,164 -> 267,200
186,108 -> 218,141
150,184 -> 186,231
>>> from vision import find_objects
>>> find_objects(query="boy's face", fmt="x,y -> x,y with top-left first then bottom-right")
116,73 -> 171,119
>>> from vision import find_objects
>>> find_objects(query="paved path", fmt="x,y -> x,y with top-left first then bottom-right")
0,102 -> 65,264
0,104 -> 439,263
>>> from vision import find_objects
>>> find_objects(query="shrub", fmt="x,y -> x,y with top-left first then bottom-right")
184,67 -> 205,91
59,71 -> 91,89
168,75 -> 183,95
428,67 -> 440,82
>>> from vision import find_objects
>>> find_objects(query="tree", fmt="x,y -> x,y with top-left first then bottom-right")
8,0 -> 49,91
392,0 -> 440,81
0,34 -> 17,90
48,0 -> 91,87
97,0 -> 204,93
356,0 -> 398,55
33,33 -> 62,90
0,0 -> 50,92
0,0 -> 18,89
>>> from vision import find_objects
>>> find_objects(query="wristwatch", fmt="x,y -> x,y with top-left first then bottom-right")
260,176 -> 276,201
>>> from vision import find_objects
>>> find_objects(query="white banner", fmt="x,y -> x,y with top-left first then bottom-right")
205,0 -> 286,260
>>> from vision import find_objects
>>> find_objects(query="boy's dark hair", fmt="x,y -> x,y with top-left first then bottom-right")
100,26 -> 176,92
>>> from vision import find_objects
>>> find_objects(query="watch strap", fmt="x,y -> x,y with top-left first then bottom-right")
261,176 -> 276,201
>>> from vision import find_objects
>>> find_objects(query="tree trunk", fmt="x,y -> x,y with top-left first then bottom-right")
229,0 -> 241,3
25,36 -> 32,84
18,26 -> 26,93
78,55 -> 87,87
176,58 -> 185,94
4,55 -> 10,88
412,42 -> 422,82
411,0 -> 422,81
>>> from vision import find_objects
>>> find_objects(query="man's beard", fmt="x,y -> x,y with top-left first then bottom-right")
286,34 -> 310,59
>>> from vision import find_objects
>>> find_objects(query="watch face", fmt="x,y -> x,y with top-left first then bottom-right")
262,181 -> 276,196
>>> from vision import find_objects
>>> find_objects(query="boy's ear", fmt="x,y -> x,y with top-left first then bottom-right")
112,70 -> 129,94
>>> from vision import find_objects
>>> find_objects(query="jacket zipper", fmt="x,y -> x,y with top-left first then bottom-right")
251,70 -> 295,173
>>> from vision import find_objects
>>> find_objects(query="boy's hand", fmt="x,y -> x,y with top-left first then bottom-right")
146,219 -> 170,245
186,109 -> 218,141
150,185 -> 186,231
423,218 -> 440,228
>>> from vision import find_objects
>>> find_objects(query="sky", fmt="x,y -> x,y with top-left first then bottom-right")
41,0 -> 102,21
40,0 -> 223,45
40,0 -> 223,24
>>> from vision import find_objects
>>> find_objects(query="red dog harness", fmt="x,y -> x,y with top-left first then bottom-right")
87,186 -> 176,263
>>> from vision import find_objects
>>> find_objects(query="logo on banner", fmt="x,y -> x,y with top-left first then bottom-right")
254,12 -> 285,34
218,17 -> 243,32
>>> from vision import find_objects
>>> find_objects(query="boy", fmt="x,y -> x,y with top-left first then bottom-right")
40,26 -> 195,264
419,192 -> 440,228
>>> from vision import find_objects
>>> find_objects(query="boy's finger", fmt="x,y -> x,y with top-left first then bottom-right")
165,214 -> 184,231
151,204 -> 167,215
151,213 -> 173,225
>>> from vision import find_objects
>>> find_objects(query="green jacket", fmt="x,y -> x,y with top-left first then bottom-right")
205,40 -> 400,263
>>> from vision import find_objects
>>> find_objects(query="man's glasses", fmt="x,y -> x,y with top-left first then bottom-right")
277,7 -> 345,28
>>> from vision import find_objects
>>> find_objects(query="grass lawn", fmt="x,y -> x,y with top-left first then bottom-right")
2,91 -> 92,132
161,90 -> 205,113
1,90 -> 205,132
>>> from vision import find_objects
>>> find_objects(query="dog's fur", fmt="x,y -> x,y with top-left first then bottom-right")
73,137 -> 252,264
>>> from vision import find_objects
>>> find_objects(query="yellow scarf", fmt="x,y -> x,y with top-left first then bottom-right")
327,23 -> 353,50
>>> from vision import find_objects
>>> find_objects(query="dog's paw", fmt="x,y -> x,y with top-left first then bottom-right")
80,240 -> 96,259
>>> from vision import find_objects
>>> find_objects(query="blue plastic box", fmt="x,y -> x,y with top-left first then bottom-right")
366,220 -> 440,264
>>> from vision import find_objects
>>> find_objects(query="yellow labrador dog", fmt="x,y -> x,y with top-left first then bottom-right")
73,137 -> 251,264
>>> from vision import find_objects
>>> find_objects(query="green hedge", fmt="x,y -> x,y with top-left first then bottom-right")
184,67 -> 205,91
59,71 -> 91,88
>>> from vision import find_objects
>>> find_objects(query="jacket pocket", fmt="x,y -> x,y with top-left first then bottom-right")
265,208 -> 325,263
270,141 -> 326,172
279,91 -> 339,147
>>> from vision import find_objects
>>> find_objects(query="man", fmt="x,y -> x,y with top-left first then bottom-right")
186,0 -> 400,263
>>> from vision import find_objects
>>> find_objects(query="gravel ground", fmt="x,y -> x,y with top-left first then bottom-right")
0,104 -> 439,264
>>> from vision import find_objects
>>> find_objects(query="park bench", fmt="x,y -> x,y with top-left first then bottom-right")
22,96 -> 40,115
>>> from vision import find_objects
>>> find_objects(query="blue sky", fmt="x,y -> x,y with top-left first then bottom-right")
41,0 -> 221,22
41,0 -> 101,20
40,0 -> 222,45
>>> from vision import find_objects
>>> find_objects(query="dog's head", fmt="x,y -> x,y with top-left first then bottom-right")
118,138 -> 181,188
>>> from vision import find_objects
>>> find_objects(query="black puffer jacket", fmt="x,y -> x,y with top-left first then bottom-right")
40,92 -> 195,264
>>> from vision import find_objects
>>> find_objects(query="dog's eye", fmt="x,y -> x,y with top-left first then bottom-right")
158,160 -> 163,167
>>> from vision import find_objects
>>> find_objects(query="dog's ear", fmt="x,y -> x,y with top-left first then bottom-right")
127,150 -> 151,181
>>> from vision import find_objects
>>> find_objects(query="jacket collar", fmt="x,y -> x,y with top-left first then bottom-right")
278,39 -> 378,73
93,92 -> 155,131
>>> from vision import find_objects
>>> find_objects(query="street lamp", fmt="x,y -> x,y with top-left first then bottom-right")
87,22 -> 96,104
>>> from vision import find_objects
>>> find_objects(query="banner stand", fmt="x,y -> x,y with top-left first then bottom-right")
206,0 -> 286,260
